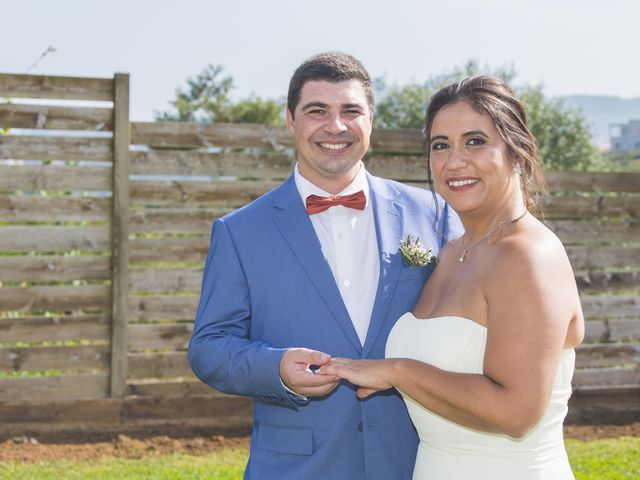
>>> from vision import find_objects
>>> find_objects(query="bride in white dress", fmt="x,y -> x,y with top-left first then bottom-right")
324,76 -> 584,479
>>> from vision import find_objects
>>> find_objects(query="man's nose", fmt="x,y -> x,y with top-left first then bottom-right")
324,113 -> 348,134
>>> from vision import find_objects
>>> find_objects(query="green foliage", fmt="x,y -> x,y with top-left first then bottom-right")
374,60 -> 610,171
156,64 -> 284,126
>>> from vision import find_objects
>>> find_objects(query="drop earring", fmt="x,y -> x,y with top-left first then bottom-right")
514,164 -> 523,175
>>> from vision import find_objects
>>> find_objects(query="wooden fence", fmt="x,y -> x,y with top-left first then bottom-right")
0,73 -> 638,437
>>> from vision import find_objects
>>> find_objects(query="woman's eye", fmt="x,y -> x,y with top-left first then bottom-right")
431,142 -> 448,151
467,137 -> 485,146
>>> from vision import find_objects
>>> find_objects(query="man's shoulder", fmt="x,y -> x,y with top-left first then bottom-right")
369,174 -> 435,205
220,178 -> 292,225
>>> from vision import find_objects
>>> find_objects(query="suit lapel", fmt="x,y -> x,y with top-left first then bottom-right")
271,176 -> 362,352
362,175 -> 404,358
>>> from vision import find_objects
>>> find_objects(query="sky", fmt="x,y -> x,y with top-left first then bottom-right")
2,0 -> 639,121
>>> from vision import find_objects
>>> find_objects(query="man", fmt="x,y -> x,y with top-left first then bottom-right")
188,52 -> 461,479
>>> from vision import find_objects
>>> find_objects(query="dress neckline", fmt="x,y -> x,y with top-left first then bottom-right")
406,313 -> 486,330
402,313 -> 575,353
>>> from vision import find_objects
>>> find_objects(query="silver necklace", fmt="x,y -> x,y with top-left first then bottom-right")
458,209 -> 527,262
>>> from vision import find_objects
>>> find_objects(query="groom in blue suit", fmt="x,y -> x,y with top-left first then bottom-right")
189,52 -> 461,479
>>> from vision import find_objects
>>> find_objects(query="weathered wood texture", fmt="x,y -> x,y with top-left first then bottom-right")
1,73 -> 638,432
0,104 -> 113,131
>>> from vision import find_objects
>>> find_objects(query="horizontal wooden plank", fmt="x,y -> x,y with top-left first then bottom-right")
128,351 -> 191,379
130,237 -> 209,264
0,285 -> 110,313
0,344 -> 109,372
575,269 -> 640,291
548,219 -> 640,243
0,373 -> 109,401
369,128 -> 424,154
575,343 -> 640,368
130,267 -> 202,293
0,165 -> 111,191
573,367 -> 640,388
0,255 -> 110,282
0,315 -> 110,343
0,73 -> 113,101
581,295 -> 640,319
0,104 -> 113,131
128,323 -> 192,351
130,179 -> 276,206
583,319 -> 608,343
608,319 -> 640,341
130,149 -> 294,178
543,194 -> 640,218
567,246 -> 640,270
584,318 -> 639,343
0,397 -> 122,425
0,135 -> 112,162
545,171 -> 640,193
0,396 -> 252,432
0,195 -> 110,222
567,386 -> 640,424
0,226 -> 110,252
127,379 -> 211,397
130,207 -> 225,234
122,393 -> 252,421
131,122 -> 293,149
128,296 -> 199,322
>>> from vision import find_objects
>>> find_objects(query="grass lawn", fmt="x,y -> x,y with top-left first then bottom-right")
1,437 -> 638,479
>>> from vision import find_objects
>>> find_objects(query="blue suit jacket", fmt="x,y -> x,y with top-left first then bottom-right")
188,173 -> 462,479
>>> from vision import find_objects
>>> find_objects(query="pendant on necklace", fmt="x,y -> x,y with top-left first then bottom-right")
459,251 -> 466,262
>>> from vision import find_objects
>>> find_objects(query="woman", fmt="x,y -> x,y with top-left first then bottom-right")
323,76 -> 584,479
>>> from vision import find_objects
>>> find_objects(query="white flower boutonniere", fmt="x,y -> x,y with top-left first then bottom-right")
399,234 -> 434,267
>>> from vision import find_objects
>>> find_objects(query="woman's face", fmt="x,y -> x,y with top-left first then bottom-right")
428,101 -> 520,217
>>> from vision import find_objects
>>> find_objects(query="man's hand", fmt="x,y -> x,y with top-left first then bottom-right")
280,348 -> 339,397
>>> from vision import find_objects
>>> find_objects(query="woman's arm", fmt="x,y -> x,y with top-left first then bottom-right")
325,230 -> 583,437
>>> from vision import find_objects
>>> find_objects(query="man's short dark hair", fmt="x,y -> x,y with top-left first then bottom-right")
287,51 -> 374,118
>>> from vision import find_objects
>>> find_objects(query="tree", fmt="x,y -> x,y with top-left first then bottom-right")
156,64 -> 284,125
374,61 -> 611,171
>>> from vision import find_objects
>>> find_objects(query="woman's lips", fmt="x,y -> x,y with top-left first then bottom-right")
446,177 -> 480,191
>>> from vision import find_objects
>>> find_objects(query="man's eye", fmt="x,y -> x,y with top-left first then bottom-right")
308,109 -> 326,115
344,109 -> 362,115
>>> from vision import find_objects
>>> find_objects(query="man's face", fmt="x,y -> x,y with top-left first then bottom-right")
286,80 -> 373,194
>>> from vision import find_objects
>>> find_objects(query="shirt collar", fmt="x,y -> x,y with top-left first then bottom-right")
294,161 -> 370,208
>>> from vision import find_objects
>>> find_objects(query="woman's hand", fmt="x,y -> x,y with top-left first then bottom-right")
321,358 -> 396,398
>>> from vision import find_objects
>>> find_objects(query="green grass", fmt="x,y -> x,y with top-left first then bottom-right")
567,437 -> 640,480
0,449 -> 248,480
0,437 -> 638,479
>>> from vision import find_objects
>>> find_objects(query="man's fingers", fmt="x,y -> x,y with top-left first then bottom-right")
286,348 -> 331,366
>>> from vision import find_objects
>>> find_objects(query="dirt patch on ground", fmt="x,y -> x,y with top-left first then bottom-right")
1,423 -> 638,463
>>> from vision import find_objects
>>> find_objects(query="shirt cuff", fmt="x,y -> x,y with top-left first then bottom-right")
280,377 -> 309,404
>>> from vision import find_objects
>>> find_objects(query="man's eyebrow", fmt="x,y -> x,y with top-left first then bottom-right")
301,102 -> 328,111
342,103 -> 365,110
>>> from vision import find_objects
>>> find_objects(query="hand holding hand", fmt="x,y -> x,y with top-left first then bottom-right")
321,358 -> 395,398
280,348 -> 339,397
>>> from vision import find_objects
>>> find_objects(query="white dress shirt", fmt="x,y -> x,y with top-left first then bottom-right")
295,162 -> 380,345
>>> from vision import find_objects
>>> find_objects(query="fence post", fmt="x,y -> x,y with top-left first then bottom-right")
110,73 -> 130,398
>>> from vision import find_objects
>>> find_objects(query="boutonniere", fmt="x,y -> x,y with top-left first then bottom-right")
399,234 -> 434,267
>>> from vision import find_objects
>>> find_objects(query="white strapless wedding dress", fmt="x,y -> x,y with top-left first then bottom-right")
386,313 -> 575,479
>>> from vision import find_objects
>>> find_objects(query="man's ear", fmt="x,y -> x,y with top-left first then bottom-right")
285,106 -> 295,135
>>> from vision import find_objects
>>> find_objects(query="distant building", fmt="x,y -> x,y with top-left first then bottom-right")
610,120 -> 640,152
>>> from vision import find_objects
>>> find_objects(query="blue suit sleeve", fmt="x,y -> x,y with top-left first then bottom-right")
188,218 -> 299,408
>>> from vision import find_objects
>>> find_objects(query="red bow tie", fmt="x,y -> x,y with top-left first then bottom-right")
306,190 -> 367,215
